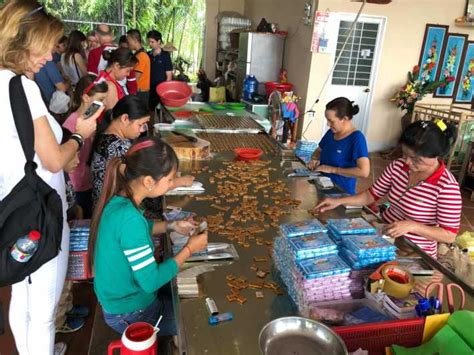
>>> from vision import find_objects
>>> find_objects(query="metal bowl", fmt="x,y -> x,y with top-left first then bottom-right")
259,317 -> 348,355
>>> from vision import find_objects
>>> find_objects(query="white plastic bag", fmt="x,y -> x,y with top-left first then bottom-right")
49,90 -> 70,114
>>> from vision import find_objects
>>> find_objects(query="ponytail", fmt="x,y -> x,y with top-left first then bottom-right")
88,137 -> 179,270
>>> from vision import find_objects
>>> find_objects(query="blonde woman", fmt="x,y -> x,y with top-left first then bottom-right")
0,1 -> 102,354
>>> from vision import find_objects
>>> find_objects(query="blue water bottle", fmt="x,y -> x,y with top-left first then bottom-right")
243,75 -> 259,101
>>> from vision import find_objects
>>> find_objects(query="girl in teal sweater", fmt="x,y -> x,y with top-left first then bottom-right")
90,137 -> 207,334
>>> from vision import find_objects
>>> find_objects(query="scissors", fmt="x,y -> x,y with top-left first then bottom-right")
424,282 -> 465,313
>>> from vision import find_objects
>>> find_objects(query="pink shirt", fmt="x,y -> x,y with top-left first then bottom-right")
63,112 -> 93,192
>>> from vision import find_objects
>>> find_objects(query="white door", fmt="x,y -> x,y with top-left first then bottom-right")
324,14 -> 386,136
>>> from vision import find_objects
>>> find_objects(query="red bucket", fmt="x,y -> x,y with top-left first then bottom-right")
156,81 -> 192,107
265,82 -> 294,97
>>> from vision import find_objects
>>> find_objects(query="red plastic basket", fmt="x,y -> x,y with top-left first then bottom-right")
265,82 -> 294,97
234,148 -> 263,160
333,318 -> 425,354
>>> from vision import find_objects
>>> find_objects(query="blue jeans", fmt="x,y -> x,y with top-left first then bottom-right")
102,292 -> 177,336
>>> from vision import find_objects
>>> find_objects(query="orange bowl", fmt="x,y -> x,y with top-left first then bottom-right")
234,148 -> 263,160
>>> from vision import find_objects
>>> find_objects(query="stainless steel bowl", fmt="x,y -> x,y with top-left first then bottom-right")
259,317 -> 348,355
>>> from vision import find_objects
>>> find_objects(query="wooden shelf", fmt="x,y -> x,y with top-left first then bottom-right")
454,20 -> 474,27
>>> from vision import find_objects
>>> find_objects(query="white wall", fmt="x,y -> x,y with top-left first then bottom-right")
244,0 -> 314,115
305,0 -> 474,151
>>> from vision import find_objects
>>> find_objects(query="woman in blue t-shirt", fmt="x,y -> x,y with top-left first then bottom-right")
307,97 -> 370,194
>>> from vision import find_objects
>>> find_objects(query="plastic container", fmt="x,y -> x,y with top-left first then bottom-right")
156,81 -> 192,107
10,230 -> 41,263
174,110 -> 194,118
243,75 -> 258,101
265,82 -> 294,97
333,317 -> 425,354
234,148 -> 263,160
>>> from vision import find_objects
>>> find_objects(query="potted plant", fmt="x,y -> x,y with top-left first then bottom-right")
391,65 -> 455,130
381,66 -> 455,160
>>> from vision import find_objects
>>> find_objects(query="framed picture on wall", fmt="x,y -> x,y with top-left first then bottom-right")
418,24 -> 449,83
433,33 -> 468,98
453,41 -> 474,104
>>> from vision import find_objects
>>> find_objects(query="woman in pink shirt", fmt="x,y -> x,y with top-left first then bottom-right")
63,75 -> 108,217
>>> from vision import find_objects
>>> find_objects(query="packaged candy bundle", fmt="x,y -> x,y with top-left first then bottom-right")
342,234 -> 397,258
287,233 -> 338,260
295,140 -> 318,163
69,220 -> 91,252
327,218 -> 376,235
67,220 -> 91,280
273,238 -> 352,310
279,219 -> 327,238
296,254 -> 351,280
339,234 -> 397,270
340,248 -> 396,270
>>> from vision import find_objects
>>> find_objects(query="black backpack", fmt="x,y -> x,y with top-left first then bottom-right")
0,75 -> 63,287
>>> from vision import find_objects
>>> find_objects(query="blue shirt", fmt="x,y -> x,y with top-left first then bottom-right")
319,130 -> 368,195
34,61 -> 64,105
148,50 -> 173,88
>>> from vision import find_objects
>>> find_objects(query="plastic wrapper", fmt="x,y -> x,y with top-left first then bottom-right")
341,234 -> 397,258
279,218 -> 327,238
327,217 -> 376,235
296,254 -> 351,280
287,233 -> 338,260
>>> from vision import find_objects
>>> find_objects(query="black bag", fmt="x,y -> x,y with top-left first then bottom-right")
0,75 -> 63,287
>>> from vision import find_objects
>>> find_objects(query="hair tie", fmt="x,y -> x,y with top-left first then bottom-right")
433,118 -> 447,132
127,140 -> 155,156
25,6 -> 43,18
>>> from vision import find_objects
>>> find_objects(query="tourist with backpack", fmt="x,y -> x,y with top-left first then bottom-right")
0,2 -> 103,354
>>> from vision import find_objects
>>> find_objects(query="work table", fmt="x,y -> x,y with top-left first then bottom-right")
164,147 -> 474,355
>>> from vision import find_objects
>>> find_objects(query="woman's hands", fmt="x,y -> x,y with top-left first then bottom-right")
315,164 -> 336,174
307,159 -> 320,170
170,219 -> 196,235
382,221 -> 418,238
74,105 -> 105,139
185,231 -> 208,254
313,198 -> 342,213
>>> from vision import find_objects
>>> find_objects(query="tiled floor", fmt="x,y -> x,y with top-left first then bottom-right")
0,153 -> 473,354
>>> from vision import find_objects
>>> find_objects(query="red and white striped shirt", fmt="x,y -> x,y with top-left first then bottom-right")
369,159 -> 462,258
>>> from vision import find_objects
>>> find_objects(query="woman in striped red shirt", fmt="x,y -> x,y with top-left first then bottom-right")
315,120 -> 462,258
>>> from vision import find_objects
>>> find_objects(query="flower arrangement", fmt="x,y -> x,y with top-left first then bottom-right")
391,65 -> 455,113
420,38 -> 438,82
461,58 -> 474,98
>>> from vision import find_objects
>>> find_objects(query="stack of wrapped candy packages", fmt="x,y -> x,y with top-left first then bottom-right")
326,217 -> 377,245
67,220 -> 91,280
326,217 -> 397,297
273,219 -> 354,312
339,234 -> 397,270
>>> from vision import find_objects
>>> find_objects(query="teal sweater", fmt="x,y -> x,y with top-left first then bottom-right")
94,196 -> 178,314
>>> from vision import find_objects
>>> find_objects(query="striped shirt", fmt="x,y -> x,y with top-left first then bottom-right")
369,159 -> 462,258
